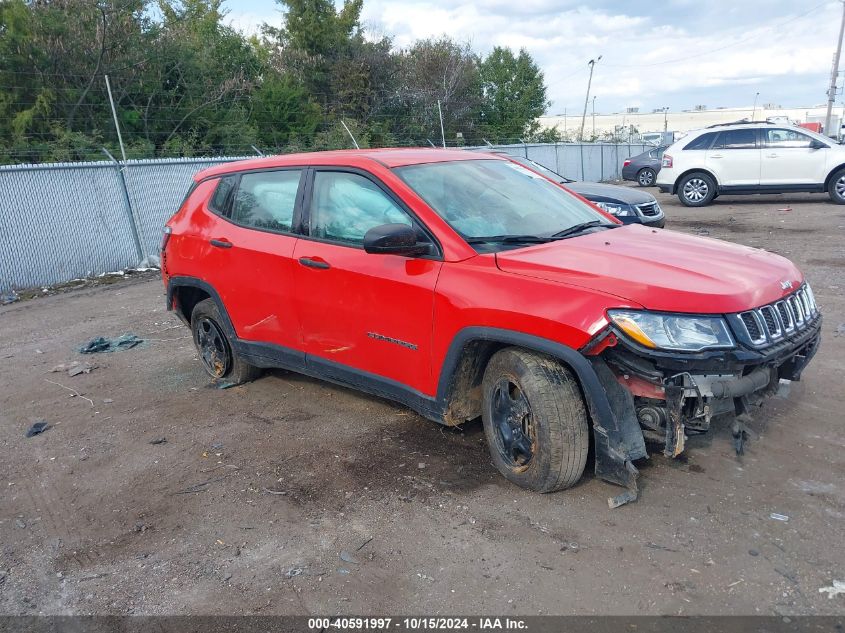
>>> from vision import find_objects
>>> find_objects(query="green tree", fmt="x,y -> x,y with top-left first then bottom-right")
479,47 -> 548,143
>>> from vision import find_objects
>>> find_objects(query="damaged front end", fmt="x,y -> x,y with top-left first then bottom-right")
583,283 -> 822,490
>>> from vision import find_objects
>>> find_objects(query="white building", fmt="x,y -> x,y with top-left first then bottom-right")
539,104 -> 844,139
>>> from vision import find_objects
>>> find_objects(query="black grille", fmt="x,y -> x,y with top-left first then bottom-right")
637,202 -> 660,217
741,312 -> 762,340
776,301 -> 792,329
736,285 -> 818,347
760,306 -> 778,335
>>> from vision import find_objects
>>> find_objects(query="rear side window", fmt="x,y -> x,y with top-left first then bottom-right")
764,128 -> 816,148
231,170 -> 302,233
683,132 -> 717,150
209,176 -> 236,214
712,129 -> 757,149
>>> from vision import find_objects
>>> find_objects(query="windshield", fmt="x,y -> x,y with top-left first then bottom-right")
394,159 -> 612,247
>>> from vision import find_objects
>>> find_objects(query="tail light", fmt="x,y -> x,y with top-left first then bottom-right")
662,154 -> 673,168
623,159 -> 631,167
161,226 -> 172,253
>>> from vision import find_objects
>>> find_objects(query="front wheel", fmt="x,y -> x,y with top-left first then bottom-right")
828,168 -> 845,204
677,172 -> 717,207
481,348 -> 589,493
637,168 -> 656,187
191,299 -> 261,385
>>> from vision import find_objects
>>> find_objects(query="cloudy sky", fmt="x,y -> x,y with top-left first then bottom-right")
224,0 -> 843,115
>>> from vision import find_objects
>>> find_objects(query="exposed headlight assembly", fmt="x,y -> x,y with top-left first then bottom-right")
608,310 -> 735,352
594,201 -> 635,217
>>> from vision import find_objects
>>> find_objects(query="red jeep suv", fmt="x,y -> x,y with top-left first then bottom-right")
161,149 -> 821,499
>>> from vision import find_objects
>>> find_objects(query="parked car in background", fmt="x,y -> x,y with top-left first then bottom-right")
657,121 -> 845,207
503,154 -> 665,228
622,147 -> 666,187
162,148 -> 821,497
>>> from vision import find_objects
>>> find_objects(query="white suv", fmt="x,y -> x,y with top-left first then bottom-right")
656,121 -> 845,206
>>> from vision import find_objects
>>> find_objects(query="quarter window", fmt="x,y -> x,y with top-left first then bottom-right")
712,129 -> 757,149
209,176 -> 236,215
231,170 -> 302,232
764,128 -> 816,148
310,172 -> 412,245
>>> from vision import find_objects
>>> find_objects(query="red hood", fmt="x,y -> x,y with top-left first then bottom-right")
495,224 -> 804,314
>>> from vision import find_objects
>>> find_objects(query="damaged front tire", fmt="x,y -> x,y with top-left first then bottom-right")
481,348 -> 589,493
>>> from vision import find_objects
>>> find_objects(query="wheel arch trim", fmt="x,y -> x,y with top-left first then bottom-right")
166,276 -> 236,338
436,327 -> 646,489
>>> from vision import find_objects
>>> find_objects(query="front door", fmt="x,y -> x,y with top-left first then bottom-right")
292,169 -> 442,393
705,128 -> 760,187
761,128 -> 828,185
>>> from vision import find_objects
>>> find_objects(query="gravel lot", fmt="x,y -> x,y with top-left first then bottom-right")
1,187 -> 844,616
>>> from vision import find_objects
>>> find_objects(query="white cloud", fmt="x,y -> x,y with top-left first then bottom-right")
224,0 -> 843,112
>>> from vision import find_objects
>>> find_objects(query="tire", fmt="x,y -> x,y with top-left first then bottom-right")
637,168 -> 656,187
191,299 -> 261,385
677,172 -> 717,207
481,348 -> 589,493
828,168 -> 845,204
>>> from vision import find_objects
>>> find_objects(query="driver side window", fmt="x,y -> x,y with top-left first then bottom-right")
310,171 -> 412,245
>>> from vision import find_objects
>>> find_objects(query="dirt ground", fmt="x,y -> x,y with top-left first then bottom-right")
1,188 -> 844,617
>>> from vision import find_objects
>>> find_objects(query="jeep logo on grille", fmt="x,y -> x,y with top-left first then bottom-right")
781,280 -> 793,290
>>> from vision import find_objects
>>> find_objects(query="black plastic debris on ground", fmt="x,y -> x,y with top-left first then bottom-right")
79,334 -> 143,354
26,421 -> 50,437
1,290 -> 19,305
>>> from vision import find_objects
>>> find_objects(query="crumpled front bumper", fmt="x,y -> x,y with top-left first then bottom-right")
598,311 -> 822,459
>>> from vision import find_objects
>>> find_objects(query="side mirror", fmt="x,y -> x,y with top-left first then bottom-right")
363,223 -> 431,256
810,139 -> 828,150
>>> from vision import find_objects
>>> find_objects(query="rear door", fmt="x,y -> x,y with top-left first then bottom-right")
761,128 -> 828,185
202,168 -> 305,351
291,168 -> 442,392
705,128 -> 760,186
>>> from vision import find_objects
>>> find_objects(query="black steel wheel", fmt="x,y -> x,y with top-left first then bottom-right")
190,299 -> 262,385
481,348 -> 589,493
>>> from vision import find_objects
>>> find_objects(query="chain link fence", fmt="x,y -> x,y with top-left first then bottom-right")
0,143 -> 649,292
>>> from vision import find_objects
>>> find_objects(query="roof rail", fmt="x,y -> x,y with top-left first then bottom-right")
705,119 -> 776,128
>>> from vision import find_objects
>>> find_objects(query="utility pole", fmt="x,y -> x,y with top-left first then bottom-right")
825,0 -> 845,135
591,96 -> 596,138
751,91 -> 760,121
579,56 -> 601,141
663,107 -> 669,132
104,75 -> 127,163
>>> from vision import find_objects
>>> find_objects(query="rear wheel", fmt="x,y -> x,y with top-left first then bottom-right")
828,168 -> 845,204
637,168 -> 656,187
677,172 -> 716,207
481,348 -> 589,493
191,299 -> 261,385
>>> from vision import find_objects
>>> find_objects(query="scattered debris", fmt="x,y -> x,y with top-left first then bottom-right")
68,363 -> 96,377
339,550 -> 358,565
417,462 -> 426,469
835,323 -> 845,337
748,549 -> 760,557
44,378 -> 94,407
285,568 -> 304,578
262,488 -> 287,496
223,573 -> 232,582
646,542 -> 679,553
770,512 -> 789,522
777,207 -> 793,212
149,437 -> 167,445
355,537 -> 374,552
133,522 -> 149,533
727,579 -> 745,588
15,518 -> 26,529
608,489 -> 637,509
103,398 -> 114,403
1,290 -> 20,305
819,580 -> 845,599
25,421 -> 50,438
79,334 -> 143,354
337,568 -> 351,576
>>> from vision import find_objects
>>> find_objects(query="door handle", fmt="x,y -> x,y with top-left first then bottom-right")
766,153 -> 778,158
710,154 -> 723,159
210,238 -> 232,249
299,256 -> 330,270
